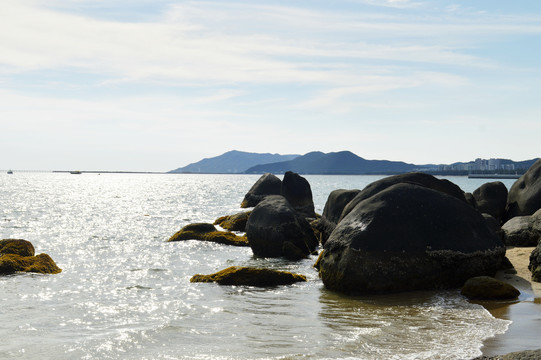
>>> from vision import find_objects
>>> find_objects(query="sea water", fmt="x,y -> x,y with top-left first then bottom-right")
0,173 -> 516,359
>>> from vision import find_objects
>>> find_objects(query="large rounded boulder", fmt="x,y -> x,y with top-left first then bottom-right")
318,183 -> 505,294
281,171 -> 316,218
506,158 -> 541,219
317,189 -> 360,246
501,209 -> 541,247
473,181 -> 508,223
339,172 -> 467,222
241,173 -> 282,208
245,195 -> 318,259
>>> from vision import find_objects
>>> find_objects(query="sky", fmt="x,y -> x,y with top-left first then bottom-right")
1,0 -> 540,171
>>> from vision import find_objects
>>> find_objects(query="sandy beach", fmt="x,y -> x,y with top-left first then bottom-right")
477,247 -> 541,357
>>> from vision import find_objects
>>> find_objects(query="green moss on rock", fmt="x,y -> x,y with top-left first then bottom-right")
190,266 -> 307,286
214,211 -> 251,232
0,253 -> 62,275
0,239 -> 35,257
168,223 -> 249,246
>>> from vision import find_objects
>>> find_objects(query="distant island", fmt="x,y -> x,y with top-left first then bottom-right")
169,150 -> 539,176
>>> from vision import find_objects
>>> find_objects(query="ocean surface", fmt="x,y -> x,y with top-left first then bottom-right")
0,173 -> 519,359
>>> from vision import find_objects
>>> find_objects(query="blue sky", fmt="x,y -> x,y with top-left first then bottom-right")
1,0 -> 540,171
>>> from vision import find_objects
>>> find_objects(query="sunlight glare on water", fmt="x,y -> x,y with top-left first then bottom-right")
0,173 -> 512,359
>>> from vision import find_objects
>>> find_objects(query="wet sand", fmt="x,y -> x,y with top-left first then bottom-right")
477,247 -> 541,357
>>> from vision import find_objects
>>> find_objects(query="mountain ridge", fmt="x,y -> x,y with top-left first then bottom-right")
170,150 -> 539,175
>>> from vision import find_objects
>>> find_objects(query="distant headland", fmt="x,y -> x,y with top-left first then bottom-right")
169,150 -> 539,176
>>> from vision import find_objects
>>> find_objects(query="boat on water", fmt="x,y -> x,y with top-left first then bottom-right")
70,170 -> 82,174
467,173 -> 521,179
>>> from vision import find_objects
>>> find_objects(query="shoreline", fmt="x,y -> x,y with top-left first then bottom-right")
477,247 -> 541,357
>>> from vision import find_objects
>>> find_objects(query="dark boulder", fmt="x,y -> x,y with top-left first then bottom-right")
317,189 -> 360,245
190,266 -> 307,286
473,181 -> 508,223
461,276 -> 520,300
214,211 -> 251,232
506,158 -> 541,219
483,214 -> 504,242
318,183 -> 505,294
501,209 -> 541,247
245,195 -> 318,258
241,173 -> 282,208
168,223 -> 249,246
280,171 -> 316,218
339,172 -> 467,222
529,241 -> 541,282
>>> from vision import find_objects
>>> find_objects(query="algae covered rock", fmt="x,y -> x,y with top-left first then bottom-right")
168,223 -> 249,247
0,239 -> 61,275
214,211 -> 251,232
245,195 -> 318,259
241,173 -> 282,208
318,183 -> 505,294
461,276 -> 520,300
0,253 -> 62,275
506,158 -> 541,219
190,266 -> 307,286
0,239 -> 35,257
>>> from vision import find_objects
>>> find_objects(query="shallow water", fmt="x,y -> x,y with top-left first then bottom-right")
0,173 -> 516,359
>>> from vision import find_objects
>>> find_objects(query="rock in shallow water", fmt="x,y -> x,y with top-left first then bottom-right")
245,195 -> 318,259
168,223 -> 249,246
0,239 -> 61,275
461,276 -> 520,300
319,183 -> 505,294
241,173 -> 282,208
190,266 -> 307,286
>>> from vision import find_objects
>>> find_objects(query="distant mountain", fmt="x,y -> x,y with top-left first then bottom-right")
244,151 -> 420,175
169,150 -> 300,174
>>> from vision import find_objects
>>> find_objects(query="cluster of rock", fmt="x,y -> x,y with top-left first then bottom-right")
171,159 -> 541,294
0,239 -> 62,275
169,171 -> 317,286
315,173 -> 507,295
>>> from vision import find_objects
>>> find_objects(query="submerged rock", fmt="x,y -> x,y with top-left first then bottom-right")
318,183 -> 505,294
245,195 -> 318,259
281,171 -> 316,218
168,223 -> 249,246
214,211 -> 251,232
461,276 -> 520,300
473,181 -> 508,223
0,239 -> 61,275
506,158 -> 541,219
241,173 -> 282,208
190,266 -> 307,286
